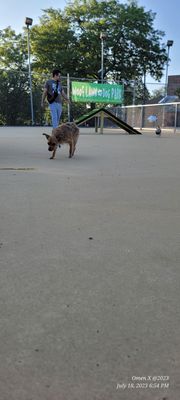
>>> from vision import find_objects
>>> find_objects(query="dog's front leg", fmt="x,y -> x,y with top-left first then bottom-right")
69,142 -> 73,158
50,147 -> 57,159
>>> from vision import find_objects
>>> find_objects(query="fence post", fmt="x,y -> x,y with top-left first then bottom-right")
67,73 -> 70,122
174,103 -> 177,134
140,105 -> 143,130
132,81 -> 136,127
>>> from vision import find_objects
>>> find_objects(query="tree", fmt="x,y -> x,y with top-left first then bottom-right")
0,27 -> 46,125
175,88 -> 180,99
0,28 -> 32,124
150,87 -> 165,102
29,1 -> 167,82
30,8 -> 79,76
63,0 -> 167,82
123,80 -> 150,105
0,27 -> 27,70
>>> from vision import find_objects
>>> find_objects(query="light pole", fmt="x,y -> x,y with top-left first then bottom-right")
99,32 -> 106,134
25,17 -> 34,125
165,40 -> 173,97
100,32 -> 106,83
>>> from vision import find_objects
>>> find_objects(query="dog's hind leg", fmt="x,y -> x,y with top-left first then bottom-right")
69,141 -> 74,158
72,137 -> 78,156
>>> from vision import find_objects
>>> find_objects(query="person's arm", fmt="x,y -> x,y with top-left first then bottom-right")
41,88 -> 47,107
61,89 -> 71,103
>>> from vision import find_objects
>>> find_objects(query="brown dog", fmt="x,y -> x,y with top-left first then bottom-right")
43,122 -> 79,159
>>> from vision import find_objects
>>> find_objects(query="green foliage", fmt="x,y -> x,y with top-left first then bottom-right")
0,28 -> 49,125
64,0 -> 167,81
175,87 -> 180,98
150,87 -> 165,101
30,8 -> 79,76
123,80 -> 150,105
0,1 -> 169,124
0,69 -> 31,125
0,27 -> 27,69
0,28 -> 32,125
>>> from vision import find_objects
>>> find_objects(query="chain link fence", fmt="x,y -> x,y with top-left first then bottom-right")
0,69 -> 179,132
0,70 -> 69,126
110,103 -> 180,133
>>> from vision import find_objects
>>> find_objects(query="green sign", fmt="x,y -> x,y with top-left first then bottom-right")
71,81 -> 124,104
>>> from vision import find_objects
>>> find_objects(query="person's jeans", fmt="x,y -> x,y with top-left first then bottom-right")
49,102 -> 62,128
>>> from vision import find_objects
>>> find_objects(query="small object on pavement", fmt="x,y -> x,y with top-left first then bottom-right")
155,125 -> 161,136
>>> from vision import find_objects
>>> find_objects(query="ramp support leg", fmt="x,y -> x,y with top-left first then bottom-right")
95,117 -> 99,133
100,111 -> 104,134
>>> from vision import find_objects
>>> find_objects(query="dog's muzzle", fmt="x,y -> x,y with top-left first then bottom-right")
48,146 -> 54,152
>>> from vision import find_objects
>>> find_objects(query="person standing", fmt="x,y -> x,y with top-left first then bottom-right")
41,69 -> 70,128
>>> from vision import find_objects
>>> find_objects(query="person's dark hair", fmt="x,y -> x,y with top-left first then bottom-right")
52,69 -> 60,77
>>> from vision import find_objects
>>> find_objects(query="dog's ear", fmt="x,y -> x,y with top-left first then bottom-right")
42,133 -> 50,140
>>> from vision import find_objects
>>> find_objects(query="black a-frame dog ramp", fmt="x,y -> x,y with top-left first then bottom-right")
75,107 -> 141,134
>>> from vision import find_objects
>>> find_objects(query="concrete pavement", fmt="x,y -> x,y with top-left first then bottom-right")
0,126 -> 180,399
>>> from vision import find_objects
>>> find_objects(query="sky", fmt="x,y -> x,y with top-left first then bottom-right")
0,0 -> 179,91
